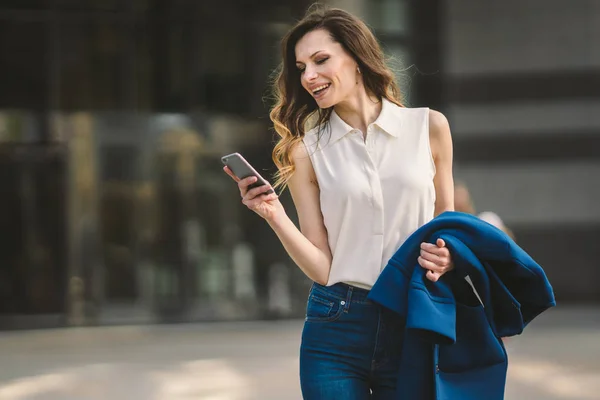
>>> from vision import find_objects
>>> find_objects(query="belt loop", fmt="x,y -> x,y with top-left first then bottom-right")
343,286 -> 353,312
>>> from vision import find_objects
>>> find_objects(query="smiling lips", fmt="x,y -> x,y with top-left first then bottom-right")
311,83 -> 331,98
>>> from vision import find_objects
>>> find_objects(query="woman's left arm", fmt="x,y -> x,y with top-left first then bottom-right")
418,109 -> 455,282
430,109 -> 455,216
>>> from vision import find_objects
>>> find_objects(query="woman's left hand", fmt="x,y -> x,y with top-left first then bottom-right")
418,238 -> 454,282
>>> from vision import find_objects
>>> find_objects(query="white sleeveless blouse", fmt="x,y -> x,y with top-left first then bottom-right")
302,99 -> 436,289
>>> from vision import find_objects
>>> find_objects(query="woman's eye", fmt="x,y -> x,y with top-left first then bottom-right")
316,57 -> 329,65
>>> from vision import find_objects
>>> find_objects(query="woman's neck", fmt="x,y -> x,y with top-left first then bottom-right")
333,88 -> 382,138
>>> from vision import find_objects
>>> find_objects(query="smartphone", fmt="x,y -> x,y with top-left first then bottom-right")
221,152 -> 274,194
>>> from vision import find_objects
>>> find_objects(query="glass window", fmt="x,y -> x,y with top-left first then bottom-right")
0,21 -> 46,110
366,0 -> 410,35
54,0 -> 121,11
134,18 -> 250,113
0,0 -> 48,10
0,145 -> 67,315
58,22 -> 127,111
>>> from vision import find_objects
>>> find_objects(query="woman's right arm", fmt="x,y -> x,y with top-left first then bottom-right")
224,143 -> 332,285
267,143 -> 332,285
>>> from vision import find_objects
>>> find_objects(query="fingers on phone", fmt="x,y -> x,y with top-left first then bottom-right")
263,188 -> 277,199
246,182 -> 273,199
242,185 -> 278,203
237,176 -> 256,195
265,192 -> 278,201
241,176 -> 257,186
223,166 -> 240,181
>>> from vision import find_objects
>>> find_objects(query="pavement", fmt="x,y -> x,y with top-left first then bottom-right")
0,305 -> 598,399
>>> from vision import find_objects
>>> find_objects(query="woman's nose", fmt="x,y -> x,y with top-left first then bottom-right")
303,66 -> 318,81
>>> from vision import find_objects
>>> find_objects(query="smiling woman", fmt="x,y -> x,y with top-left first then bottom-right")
295,30 -> 358,109
270,7 -> 403,189
223,3 -> 457,399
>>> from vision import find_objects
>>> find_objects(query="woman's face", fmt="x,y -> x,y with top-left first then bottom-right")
295,28 -> 360,109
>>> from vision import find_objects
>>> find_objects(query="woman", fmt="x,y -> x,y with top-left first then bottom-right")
224,5 -> 455,399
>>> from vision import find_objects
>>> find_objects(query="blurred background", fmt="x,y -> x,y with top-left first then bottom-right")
0,0 -> 598,399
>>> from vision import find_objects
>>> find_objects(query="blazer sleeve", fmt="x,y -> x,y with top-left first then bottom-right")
404,265 -> 457,345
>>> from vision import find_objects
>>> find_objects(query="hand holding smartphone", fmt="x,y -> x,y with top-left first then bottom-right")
221,152 -> 275,194
222,152 -> 281,220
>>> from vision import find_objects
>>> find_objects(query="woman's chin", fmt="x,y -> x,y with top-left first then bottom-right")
316,98 -> 336,109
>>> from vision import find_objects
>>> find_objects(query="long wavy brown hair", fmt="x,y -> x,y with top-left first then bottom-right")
270,4 -> 403,190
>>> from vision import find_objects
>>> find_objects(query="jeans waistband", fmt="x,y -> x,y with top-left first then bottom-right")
311,282 -> 371,303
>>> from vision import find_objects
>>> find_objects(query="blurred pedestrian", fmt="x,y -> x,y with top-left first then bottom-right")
454,181 -> 515,241
454,181 -> 476,214
225,5 -> 455,398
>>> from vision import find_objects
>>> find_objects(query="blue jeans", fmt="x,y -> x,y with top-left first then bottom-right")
300,282 -> 404,399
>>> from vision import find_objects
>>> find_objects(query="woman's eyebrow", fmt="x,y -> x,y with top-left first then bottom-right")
296,50 -> 325,64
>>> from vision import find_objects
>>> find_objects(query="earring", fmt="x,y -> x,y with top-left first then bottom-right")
357,66 -> 361,74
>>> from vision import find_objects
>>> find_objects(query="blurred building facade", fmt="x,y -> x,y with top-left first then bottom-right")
0,0 -> 597,330
442,0 -> 600,303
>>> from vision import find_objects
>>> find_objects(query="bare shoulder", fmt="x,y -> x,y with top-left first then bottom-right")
289,139 -> 318,186
290,137 -> 310,160
428,109 -> 452,158
428,109 -> 451,139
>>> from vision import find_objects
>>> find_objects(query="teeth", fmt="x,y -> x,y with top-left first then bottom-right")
312,84 -> 329,93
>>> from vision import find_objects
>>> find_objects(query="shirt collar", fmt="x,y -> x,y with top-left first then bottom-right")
327,98 -> 402,143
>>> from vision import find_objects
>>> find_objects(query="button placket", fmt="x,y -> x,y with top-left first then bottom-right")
367,166 -> 384,235
355,126 -> 383,236
365,128 -> 383,235
371,180 -> 384,235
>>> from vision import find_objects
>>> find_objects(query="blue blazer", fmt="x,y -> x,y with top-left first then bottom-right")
367,211 -> 556,400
